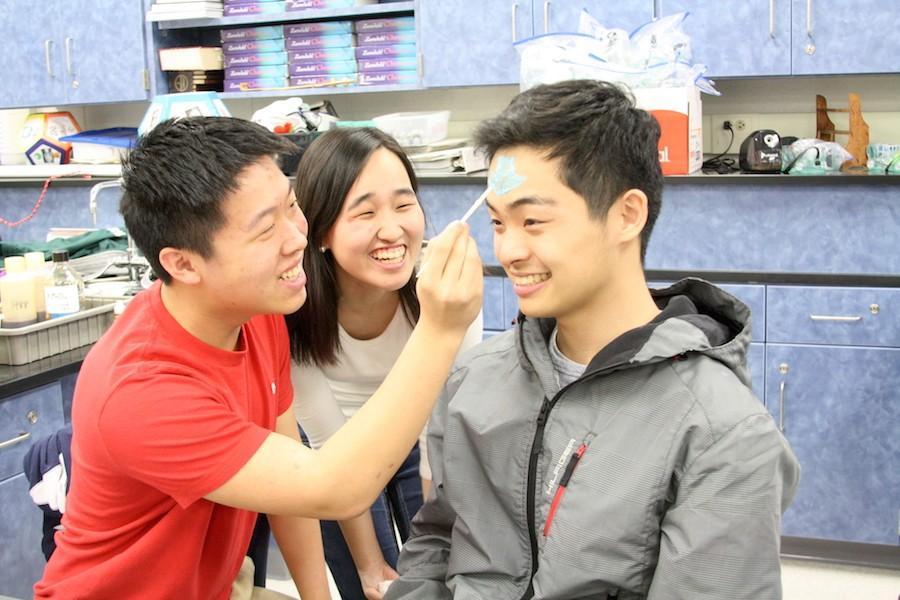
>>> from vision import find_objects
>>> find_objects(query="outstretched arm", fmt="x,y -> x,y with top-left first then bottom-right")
206,222 -> 483,520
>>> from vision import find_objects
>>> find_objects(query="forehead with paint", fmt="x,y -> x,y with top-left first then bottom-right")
484,148 -> 575,215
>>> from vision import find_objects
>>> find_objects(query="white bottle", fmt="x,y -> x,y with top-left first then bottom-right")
24,251 -> 48,321
44,250 -> 83,319
1,255 -> 38,328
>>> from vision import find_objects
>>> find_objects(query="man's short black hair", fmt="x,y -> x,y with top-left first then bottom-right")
474,80 -> 663,261
121,117 -> 295,283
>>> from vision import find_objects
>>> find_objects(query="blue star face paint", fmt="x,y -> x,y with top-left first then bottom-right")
459,155 -> 528,223
489,155 -> 526,196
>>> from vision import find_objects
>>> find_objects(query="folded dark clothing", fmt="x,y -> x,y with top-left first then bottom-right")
23,425 -> 73,560
1,229 -> 128,269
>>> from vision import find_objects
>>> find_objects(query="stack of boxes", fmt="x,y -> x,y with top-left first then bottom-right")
222,26 -> 288,92
220,14 -> 418,92
286,21 -> 357,87
354,16 -> 416,86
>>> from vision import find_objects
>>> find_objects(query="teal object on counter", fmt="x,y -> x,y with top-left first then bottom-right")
0,229 -> 128,269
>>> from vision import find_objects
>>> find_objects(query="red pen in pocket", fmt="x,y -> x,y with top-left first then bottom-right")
543,442 -> 588,537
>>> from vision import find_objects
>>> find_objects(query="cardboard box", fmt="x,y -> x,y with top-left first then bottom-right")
159,47 -> 223,71
633,86 -> 702,175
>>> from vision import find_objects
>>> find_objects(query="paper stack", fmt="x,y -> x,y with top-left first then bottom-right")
406,139 -> 488,174
146,0 -> 224,21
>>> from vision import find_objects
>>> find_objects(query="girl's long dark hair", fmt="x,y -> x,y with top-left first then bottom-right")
286,127 -> 422,366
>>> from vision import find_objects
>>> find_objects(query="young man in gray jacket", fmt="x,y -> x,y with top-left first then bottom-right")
386,80 -> 800,600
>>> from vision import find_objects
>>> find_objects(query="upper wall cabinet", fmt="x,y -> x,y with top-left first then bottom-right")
790,0 -> 900,75
662,0 -> 900,78
0,0 -> 149,109
419,1 -> 653,87
538,2 -> 653,38
419,1 -> 534,87
659,1 -> 792,77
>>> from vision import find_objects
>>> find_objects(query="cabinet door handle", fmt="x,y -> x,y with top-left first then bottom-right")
543,1 -> 551,34
511,2 -> 518,43
809,314 -> 863,322
778,380 -> 786,433
44,39 -> 54,78
0,431 -> 31,450
769,0 -> 776,38
65,37 -> 74,76
806,0 -> 813,37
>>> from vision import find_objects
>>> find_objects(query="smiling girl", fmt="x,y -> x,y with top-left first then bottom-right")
285,128 -> 482,600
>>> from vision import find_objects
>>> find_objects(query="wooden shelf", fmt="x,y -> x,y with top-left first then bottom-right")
154,2 -> 414,30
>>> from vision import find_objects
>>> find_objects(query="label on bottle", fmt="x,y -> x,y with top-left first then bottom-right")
44,285 -> 81,318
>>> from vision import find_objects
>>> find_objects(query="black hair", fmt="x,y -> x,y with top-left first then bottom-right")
120,116 -> 295,284
473,79 -> 663,261
285,127 -> 422,366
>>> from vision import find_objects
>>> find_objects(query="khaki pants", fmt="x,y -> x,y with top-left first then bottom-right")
230,556 -> 297,600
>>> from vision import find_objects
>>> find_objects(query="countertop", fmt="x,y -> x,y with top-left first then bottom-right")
0,345 -> 90,400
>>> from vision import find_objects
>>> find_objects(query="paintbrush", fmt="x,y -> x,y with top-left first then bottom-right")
460,187 -> 490,223
417,186 -> 490,274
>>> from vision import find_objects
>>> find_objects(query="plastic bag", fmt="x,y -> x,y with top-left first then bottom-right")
629,12 -> 693,68
866,143 -> 900,174
781,139 -> 854,174
251,98 -> 338,134
577,9 -> 632,65
515,9 -> 718,95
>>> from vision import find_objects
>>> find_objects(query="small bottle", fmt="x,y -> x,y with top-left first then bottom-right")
1,255 -> 38,328
44,250 -> 84,319
24,251 -> 48,321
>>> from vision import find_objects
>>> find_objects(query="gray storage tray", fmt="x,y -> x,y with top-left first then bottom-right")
0,299 -> 115,365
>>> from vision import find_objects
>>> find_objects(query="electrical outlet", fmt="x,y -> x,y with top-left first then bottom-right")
711,114 -> 754,154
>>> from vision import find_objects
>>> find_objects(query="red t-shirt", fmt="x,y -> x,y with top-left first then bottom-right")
35,282 -> 293,599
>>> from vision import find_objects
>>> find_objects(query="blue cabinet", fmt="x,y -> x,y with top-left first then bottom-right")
419,1 -> 535,87
540,2 -> 651,38
767,286 -> 900,347
765,344 -> 900,544
0,382 -> 65,598
0,473 -> 47,598
0,0 -> 149,109
648,180 -> 900,275
765,283 -> 900,545
790,0 -> 900,75
419,1 -> 653,87
62,0 -> 150,105
662,1 -> 900,77
0,383 -> 65,482
1,0 -> 67,108
659,0 -> 792,77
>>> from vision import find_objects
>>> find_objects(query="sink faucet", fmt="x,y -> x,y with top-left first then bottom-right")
87,178 -> 149,295
89,178 -> 124,226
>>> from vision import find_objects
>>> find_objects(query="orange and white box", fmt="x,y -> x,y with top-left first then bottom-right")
633,86 -> 702,175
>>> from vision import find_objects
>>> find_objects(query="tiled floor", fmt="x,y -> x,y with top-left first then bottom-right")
266,555 -> 900,599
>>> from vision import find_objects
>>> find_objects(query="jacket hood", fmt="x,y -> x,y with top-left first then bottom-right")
519,277 -> 754,388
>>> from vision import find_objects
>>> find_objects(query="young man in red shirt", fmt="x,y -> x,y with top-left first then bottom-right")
35,117 -> 482,599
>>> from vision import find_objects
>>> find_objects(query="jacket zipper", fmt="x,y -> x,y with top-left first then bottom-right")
517,321 -> 632,600
520,396 -> 553,600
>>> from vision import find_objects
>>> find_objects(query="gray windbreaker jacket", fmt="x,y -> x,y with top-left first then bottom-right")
388,278 -> 800,600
